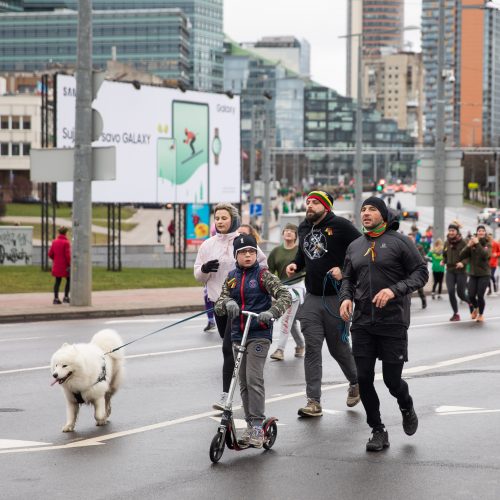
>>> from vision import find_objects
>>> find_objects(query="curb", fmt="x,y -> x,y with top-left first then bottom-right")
0,304 -> 204,324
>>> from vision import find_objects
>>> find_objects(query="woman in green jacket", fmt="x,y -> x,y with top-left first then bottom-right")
459,225 -> 492,322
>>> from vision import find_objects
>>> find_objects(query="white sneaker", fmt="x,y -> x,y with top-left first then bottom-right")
212,392 -> 228,411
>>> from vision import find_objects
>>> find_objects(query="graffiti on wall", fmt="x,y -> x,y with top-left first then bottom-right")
0,227 -> 33,265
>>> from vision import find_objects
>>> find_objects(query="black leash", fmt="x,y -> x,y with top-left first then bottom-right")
104,310 -> 209,355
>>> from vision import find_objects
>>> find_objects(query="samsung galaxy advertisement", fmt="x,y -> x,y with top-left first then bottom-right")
55,74 -> 241,204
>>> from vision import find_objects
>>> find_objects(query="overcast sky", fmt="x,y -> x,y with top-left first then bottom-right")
224,0 -> 422,95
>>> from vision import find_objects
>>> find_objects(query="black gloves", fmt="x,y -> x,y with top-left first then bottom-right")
201,259 -> 220,274
257,310 -> 275,326
225,300 -> 240,319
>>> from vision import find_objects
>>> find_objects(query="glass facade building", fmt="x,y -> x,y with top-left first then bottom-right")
0,9 -> 191,85
0,1 -> 22,12
304,85 -> 415,183
0,0 -> 224,91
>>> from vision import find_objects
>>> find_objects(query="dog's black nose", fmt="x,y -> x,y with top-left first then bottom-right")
53,373 -> 58,378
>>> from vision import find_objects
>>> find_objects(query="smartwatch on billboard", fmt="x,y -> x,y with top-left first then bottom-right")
212,127 -> 221,165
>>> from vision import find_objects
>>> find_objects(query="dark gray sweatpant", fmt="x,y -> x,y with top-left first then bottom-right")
297,293 -> 358,403
233,339 -> 271,426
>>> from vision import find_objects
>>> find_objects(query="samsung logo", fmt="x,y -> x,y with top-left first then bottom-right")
216,104 -> 235,114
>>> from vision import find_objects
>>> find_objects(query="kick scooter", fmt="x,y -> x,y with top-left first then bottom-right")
209,310 -> 278,463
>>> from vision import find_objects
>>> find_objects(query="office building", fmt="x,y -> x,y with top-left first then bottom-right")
304,84 -> 415,184
242,36 -> 310,78
1,0 -> 224,92
347,0 -> 405,98
363,51 -> 424,144
0,0 -> 22,12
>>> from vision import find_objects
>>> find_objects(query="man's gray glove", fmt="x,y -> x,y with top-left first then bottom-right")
257,310 -> 275,326
225,300 -> 240,320
201,259 -> 219,273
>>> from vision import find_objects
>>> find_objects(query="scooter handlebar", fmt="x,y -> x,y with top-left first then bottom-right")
241,310 -> 275,322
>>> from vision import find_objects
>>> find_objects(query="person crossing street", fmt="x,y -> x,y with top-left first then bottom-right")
339,197 -> 428,452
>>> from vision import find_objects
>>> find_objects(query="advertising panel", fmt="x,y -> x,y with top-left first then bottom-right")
55,75 -> 240,204
0,227 -> 33,266
185,203 -> 211,245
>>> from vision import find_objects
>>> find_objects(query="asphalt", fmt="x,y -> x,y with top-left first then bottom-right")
0,286 -> 205,324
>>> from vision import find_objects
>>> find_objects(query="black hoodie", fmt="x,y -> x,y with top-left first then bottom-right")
339,215 -> 429,328
292,211 -> 361,295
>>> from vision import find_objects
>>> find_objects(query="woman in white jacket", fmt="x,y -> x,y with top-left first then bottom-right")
194,203 -> 267,410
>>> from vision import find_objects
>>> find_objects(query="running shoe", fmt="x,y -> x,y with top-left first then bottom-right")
270,349 -> 284,361
366,428 -> 390,452
449,313 -> 460,321
298,399 -> 322,417
212,392 -> 228,411
346,383 -> 361,407
401,406 -> 418,435
249,426 -> 265,448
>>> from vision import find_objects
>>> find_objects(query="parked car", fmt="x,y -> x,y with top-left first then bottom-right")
400,209 -> 419,221
478,208 -> 496,224
485,210 -> 500,227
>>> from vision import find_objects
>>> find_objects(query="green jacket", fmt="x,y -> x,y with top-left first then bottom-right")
427,250 -> 444,272
459,238 -> 492,277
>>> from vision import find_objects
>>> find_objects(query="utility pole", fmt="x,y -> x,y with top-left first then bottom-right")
354,34 -> 363,228
433,0 -> 447,240
262,99 -> 272,240
249,105 -> 256,223
72,0 -> 93,306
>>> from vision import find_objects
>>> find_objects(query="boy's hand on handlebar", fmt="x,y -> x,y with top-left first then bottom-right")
225,300 -> 240,319
257,310 -> 274,326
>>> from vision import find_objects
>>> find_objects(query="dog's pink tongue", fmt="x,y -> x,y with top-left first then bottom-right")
50,378 -> 59,386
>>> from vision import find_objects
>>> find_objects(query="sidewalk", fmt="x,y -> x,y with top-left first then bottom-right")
0,287 -> 205,324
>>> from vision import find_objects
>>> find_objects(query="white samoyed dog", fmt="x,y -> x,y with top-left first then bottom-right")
50,329 -> 125,432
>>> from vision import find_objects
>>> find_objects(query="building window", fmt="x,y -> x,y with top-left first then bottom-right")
0,116 -> 8,129
11,116 -> 20,129
0,143 -> 8,155
11,143 -> 20,156
22,116 -> 31,130
22,143 -> 31,156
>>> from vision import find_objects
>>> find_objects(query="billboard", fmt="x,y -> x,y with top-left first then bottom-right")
185,203 -> 211,245
55,74 -> 241,204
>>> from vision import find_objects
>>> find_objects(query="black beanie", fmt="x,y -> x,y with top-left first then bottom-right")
233,233 -> 258,257
361,196 -> 388,221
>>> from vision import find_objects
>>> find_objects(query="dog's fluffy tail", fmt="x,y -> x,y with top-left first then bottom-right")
91,329 -> 125,360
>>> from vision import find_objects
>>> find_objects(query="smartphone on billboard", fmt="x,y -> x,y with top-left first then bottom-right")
172,101 -> 209,203
156,138 -> 177,202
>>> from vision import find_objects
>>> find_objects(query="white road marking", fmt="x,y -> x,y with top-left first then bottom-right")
436,405 -> 500,415
2,347 -> 499,454
410,316 -> 500,329
0,336 -> 41,343
0,345 -> 221,375
104,318 -> 204,325
322,409 -> 343,415
0,439 -> 51,449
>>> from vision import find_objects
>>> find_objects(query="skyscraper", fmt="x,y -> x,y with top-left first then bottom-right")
346,0 -> 405,98
2,0 -> 224,91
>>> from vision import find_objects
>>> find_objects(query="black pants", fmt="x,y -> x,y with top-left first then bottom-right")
488,267 -> 497,293
446,272 -> 468,314
432,271 -> 444,294
355,356 -> 412,430
54,277 -> 70,299
214,314 -> 235,393
468,275 -> 490,314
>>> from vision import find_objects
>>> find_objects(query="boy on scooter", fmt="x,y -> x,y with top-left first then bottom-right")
215,234 -> 291,448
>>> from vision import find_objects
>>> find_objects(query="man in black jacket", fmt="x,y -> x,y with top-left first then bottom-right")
339,196 -> 428,452
286,190 -> 361,417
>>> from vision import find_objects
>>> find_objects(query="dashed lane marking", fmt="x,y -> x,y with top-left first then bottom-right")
1,348 -> 500,454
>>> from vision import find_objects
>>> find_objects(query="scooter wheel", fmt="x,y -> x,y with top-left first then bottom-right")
209,431 -> 226,463
263,421 -> 278,450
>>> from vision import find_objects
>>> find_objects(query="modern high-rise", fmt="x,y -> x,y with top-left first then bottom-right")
0,9 -> 191,86
421,0 -> 500,147
0,1 -> 22,12
0,0 -> 224,91
363,51 -> 424,144
241,36 -> 311,78
346,0 -> 404,98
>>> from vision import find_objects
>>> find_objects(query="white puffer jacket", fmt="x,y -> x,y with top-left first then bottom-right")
194,231 -> 267,302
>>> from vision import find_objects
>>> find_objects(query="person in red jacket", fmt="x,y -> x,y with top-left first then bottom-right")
487,233 -> 500,296
48,226 -> 71,304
